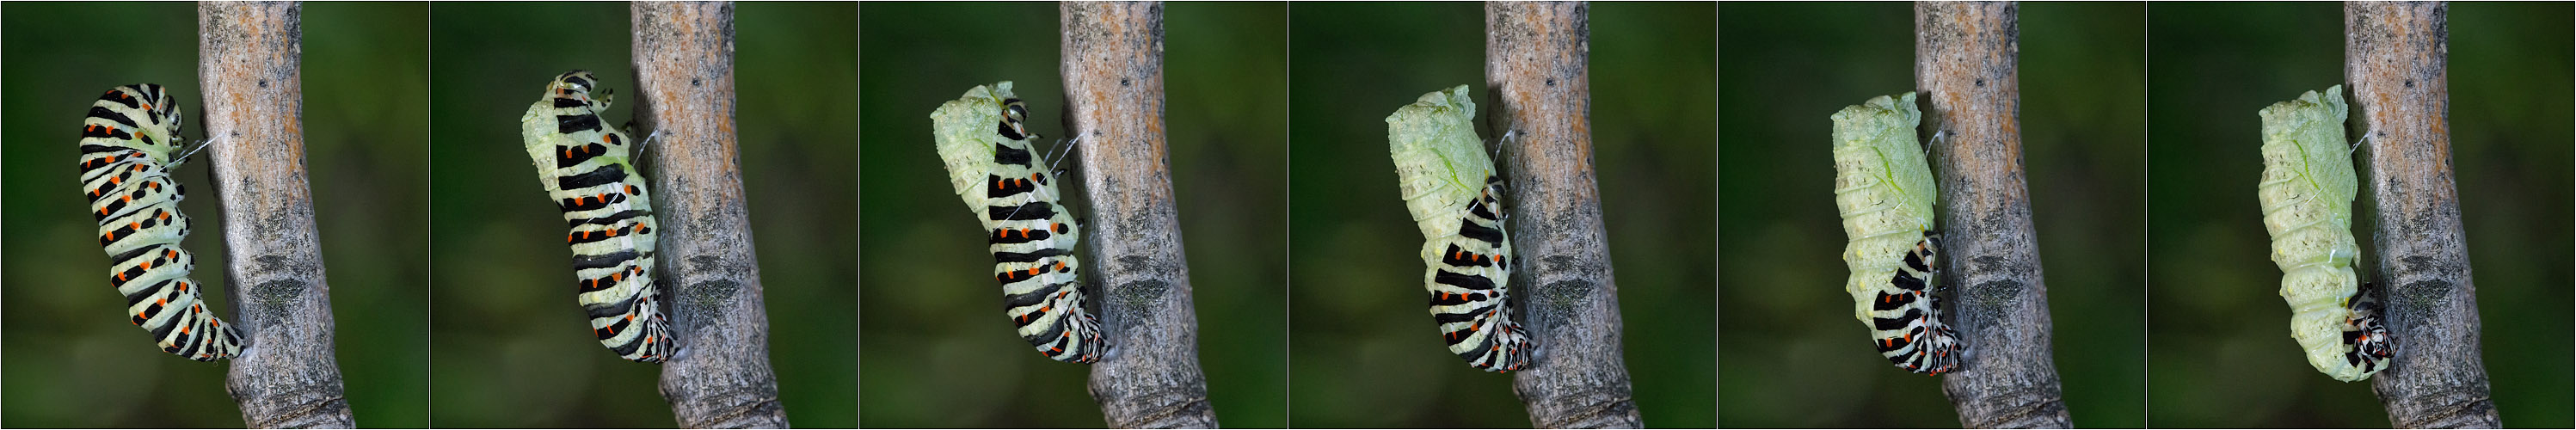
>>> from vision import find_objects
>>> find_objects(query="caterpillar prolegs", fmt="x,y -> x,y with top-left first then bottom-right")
1829,92 -> 1958,375
931,82 -> 1104,363
81,83 -> 242,361
519,71 -> 673,363
2257,85 -> 2390,382
1388,85 -> 1528,372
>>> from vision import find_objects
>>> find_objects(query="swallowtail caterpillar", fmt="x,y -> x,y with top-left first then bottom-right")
1829,92 -> 1958,375
80,83 -> 243,361
1388,84 -> 1528,372
2257,85 -> 2390,382
520,71 -> 674,363
931,81 -> 1105,363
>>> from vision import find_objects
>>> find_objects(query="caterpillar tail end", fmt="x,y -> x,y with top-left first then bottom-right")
2323,282 -> 2394,382
1031,312 -> 1106,364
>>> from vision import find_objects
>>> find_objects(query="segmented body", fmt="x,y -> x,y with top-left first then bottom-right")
1389,85 -> 1527,372
519,71 -> 672,363
2257,85 -> 2389,382
1829,92 -> 1957,375
931,82 -> 1104,363
81,83 -> 241,361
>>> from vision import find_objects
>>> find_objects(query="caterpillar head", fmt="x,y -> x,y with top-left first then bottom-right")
548,71 -> 608,107
997,97 -> 1036,141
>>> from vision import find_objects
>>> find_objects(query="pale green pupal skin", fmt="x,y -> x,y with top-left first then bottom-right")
1830,93 -> 1934,322
1390,85 -> 1491,238
2258,85 -> 2379,382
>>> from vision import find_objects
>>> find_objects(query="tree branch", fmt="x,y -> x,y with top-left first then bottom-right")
1914,3 -> 2071,428
199,2 -> 357,428
631,3 -> 790,427
2346,3 -> 2501,427
1485,3 -> 1643,428
1061,3 -> 1221,427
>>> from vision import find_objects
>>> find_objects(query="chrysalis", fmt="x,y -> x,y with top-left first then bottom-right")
2257,85 -> 2389,382
1388,84 -> 1527,372
1829,92 -> 1957,375
931,81 -> 1104,363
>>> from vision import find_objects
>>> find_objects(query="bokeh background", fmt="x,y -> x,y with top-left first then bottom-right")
1,2 -> 430,427
1288,3 -> 1714,427
858,3 -> 1288,427
1718,3 -> 2146,427
2148,3 -> 2573,427
428,3 -> 856,427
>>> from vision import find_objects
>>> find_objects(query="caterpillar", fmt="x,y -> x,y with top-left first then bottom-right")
2256,85 -> 2390,382
1387,85 -> 1527,372
1829,92 -> 1958,375
519,71 -> 673,363
930,81 -> 1104,363
80,83 -> 242,361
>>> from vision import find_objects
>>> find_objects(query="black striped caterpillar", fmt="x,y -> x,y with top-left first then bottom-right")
1387,85 -> 1527,372
931,82 -> 1104,363
2257,85 -> 2389,382
519,71 -> 673,363
80,83 -> 242,361
1829,92 -> 1958,375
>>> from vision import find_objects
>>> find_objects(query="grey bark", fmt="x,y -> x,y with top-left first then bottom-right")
2346,3 -> 2501,428
1061,3 -> 1220,428
1485,3 -> 1644,428
1914,3 -> 2071,428
631,3 -> 790,427
199,2 -> 358,428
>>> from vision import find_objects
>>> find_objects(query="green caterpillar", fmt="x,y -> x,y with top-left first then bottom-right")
2256,85 -> 2389,382
1829,92 -> 1955,375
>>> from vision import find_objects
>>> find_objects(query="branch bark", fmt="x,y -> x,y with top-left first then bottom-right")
200,3 -> 358,428
632,3 -> 790,427
1485,3 -> 1643,428
2346,3 -> 2501,427
1061,3 -> 1221,428
1914,3 -> 2071,428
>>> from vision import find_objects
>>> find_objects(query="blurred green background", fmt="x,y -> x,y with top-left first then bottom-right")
1288,3 -> 1714,427
2148,3 -> 2573,427
858,3 -> 1287,427
2,2 -> 430,427
429,3 -> 855,427
1718,3 -> 2145,427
